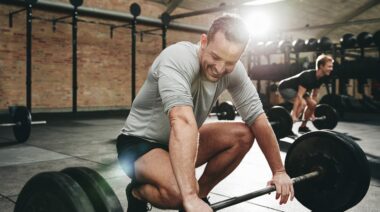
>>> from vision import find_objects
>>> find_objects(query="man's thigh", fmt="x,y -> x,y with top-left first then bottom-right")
196,121 -> 254,167
279,88 -> 297,103
117,135 -> 175,186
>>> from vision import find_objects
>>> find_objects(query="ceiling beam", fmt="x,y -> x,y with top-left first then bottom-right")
318,0 -> 380,37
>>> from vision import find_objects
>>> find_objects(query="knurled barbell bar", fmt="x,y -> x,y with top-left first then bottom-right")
0,106 -> 46,143
14,130 -> 370,212
267,104 -> 339,139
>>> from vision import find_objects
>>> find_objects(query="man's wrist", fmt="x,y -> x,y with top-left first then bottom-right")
273,168 -> 286,175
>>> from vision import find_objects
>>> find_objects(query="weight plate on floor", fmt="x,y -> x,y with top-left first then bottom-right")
267,106 -> 292,139
14,172 -> 95,212
61,167 -> 123,212
285,130 -> 370,211
217,101 -> 236,120
313,104 -> 338,130
9,106 -> 32,143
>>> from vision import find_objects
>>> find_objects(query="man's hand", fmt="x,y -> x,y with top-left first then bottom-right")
267,171 -> 294,205
183,195 -> 213,212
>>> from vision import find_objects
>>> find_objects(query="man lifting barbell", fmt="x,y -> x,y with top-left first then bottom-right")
268,104 -> 339,139
278,54 -> 333,133
116,14 -> 293,212
14,131 -> 370,212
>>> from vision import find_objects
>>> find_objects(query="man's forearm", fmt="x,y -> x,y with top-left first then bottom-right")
169,114 -> 200,201
251,114 -> 285,174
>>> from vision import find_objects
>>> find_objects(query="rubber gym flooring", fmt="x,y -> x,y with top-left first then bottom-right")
0,111 -> 379,212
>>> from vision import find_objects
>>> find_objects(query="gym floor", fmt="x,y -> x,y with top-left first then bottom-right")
0,111 -> 379,212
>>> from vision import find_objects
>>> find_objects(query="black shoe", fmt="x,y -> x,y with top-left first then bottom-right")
126,182 -> 150,212
178,197 -> 211,212
298,126 -> 311,133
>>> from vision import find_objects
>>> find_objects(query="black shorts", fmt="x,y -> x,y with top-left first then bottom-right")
116,134 -> 168,181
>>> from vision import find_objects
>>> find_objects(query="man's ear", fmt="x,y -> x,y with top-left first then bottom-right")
200,33 -> 207,49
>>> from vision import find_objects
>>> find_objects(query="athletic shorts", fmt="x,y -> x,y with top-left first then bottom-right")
279,88 -> 310,102
116,134 -> 168,180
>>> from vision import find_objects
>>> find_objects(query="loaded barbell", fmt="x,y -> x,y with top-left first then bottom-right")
208,101 -> 238,120
14,130 -> 370,212
0,106 -> 46,142
268,104 -> 339,139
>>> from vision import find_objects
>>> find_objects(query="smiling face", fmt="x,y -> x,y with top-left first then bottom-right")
320,61 -> 334,76
316,54 -> 334,77
198,31 -> 246,82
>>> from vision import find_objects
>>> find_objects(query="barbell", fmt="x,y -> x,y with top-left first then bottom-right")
14,130 -> 370,212
208,101 -> 238,120
0,106 -> 46,143
267,104 -> 339,138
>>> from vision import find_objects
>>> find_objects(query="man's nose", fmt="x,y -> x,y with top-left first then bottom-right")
214,61 -> 226,73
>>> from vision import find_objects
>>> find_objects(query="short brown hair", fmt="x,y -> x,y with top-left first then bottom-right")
207,14 -> 250,46
316,54 -> 334,69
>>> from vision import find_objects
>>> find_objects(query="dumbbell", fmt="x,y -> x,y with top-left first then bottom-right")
208,101 -> 238,120
267,104 -> 339,138
0,106 -> 46,143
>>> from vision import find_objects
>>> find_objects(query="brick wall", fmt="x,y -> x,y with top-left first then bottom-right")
0,0 -> 221,113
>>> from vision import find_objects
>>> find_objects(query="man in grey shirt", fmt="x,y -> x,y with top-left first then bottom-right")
117,14 -> 294,212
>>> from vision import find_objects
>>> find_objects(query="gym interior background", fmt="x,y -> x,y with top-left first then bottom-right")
0,0 -> 379,211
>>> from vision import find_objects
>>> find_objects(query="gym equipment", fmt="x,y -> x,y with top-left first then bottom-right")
267,104 -> 339,138
14,131 -> 370,212
209,101 -> 237,120
0,106 -> 46,143
14,172 -> 96,212
374,30 -> 380,47
278,40 -> 292,53
61,167 -> 123,212
292,39 -> 305,52
267,106 -> 292,139
305,38 -> 318,51
317,36 -> 333,51
211,130 -> 370,211
340,33 -> 356,49
357,32 -> 373,48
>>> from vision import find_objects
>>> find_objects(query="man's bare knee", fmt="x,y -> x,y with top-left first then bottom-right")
231,124 -> 254,149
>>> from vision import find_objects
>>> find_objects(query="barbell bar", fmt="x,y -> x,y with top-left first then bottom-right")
211,170 -> 320,210
0,120 -> 47,127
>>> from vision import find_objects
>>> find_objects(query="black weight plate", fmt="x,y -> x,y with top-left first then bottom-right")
267,106 -> 292,139
11,106 -> 31,143
14,172 -> 95,212
285,130 -> 370,211
217,101 -> 236,120
61,167 -> 123,212
313,104 -> 338,130
331,131 -> 370,210
319,94 -> 345,117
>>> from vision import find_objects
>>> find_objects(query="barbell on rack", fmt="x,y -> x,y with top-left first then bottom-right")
267,104 -> 339,138
0,106 -> 46,143
14,130 -> 370,212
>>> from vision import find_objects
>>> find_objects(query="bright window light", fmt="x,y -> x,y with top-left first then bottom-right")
245,12 -> 272,39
